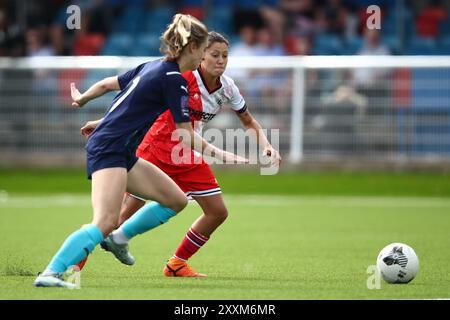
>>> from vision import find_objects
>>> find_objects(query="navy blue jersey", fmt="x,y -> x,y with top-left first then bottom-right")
86,59 -> 190,155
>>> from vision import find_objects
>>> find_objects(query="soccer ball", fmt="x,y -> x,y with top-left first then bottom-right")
376,243 -> 419,284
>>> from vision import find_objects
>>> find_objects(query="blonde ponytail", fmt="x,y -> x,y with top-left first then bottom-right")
176,15 -> 191,46
161,14 -> 208,60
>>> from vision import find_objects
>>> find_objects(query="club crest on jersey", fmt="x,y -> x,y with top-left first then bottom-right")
216,98 -> 223,107
194,93 -> 199,100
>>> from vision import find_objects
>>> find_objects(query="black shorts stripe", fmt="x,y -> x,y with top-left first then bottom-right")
186,188 -> 222,197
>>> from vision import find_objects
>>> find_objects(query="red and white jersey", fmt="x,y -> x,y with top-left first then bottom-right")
138,67 -> 246,166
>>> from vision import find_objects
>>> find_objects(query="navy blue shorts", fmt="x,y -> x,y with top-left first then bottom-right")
86,151 -> 138,180
85,130 -> 145,179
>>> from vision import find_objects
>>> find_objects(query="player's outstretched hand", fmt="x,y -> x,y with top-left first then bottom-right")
263,145 -> 282,166
80,120 -> 98,138
222,151 -> 249,164
71,83 -> 85,108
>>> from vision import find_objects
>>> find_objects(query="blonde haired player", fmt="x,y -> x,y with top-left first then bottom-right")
78,32 -> 281,277
34,15 -> 246,288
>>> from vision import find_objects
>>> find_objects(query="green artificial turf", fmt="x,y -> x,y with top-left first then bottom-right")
1,191 -> 449,299
1,168 -> 449,197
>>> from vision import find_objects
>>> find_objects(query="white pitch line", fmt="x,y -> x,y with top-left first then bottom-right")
0,194 -> 450,209
224,194 -> 450,208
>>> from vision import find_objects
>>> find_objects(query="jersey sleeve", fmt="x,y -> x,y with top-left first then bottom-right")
227,77 -> 246,113
117,63 -> 146,90
163,73 -> 191,123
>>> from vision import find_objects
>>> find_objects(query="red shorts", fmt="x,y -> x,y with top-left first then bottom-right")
136,147 -> 221,199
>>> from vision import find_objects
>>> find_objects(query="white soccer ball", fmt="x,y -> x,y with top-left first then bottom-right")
376,243 -> 419,284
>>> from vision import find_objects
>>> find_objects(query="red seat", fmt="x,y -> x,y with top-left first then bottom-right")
178,6 -> 205,21
72,33 -> 105,56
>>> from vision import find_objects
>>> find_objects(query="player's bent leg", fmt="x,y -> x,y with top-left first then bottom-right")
35,168 -> 126,286
118,193 -> 146,226
33,224 -> 102,288
164,194 -> 228,278
99,194 -> 145,266
77,193 -> 143,269
127,158 -> 187,212
190,194 -> 228,237
34,168 -> 126,288
98,194 -> 145,266
100,159 -> 187,265
122,158 -> 188,237
91,168 -> 128,236
73,168 -> 129,272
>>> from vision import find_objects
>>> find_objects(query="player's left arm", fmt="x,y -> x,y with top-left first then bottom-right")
80,118 -> 104,137
236,108 -> 282,165
71,76 -> 120,108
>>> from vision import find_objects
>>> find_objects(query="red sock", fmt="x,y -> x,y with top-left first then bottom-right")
173,227 -> 209,261
75,256 -> 88,271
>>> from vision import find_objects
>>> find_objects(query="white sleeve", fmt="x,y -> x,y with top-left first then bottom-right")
226,77 -> 246,113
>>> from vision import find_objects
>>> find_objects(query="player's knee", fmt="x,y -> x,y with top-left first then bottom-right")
161,194 -> 187,213
213,207 -> 228,223
94,219 -> 117,237
171,195 -> 188,213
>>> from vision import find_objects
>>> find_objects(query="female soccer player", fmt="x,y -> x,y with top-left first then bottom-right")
34,16 -> 246,288
80,32 -> 281,277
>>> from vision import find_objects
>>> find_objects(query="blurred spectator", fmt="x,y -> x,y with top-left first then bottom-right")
324,28 -> 392,123
25,26 -> 54,57
280,0 -> 316,39
50,0 -> 114,56
248,25 -> 289,123
259,5 -> 286,46
228,24 -> 259,81
25,25 -> 58,122
230,24 -> 260,57
0,6 -> 25,56
2,0 -> 450,59
353,28 -> 391,88
254,26 -> 286,56
284,32 -> 313,55
414,0 -> 447,38
317,0 -> 359,39
321,0 -> 348,36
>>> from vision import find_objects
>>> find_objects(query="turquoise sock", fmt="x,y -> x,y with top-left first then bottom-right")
47,224 -> 103,273
121,202 -> 177,239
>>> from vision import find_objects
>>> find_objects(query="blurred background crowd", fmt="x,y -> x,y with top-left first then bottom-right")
1,0 -> 450,163
1,0 -> 450,59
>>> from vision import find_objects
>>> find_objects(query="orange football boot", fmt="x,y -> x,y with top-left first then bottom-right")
163,257 -> 207,277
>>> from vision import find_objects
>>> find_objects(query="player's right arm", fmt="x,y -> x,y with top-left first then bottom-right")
71,76 -> 120,108
166,73 -> 247,164
71,63 -> 146,108
175,122 -> 248,164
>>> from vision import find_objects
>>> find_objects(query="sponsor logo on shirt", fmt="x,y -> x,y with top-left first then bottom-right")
189,108 -> 216,122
